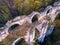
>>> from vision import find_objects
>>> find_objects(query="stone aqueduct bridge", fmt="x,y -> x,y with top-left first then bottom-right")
0,1 -> 60,43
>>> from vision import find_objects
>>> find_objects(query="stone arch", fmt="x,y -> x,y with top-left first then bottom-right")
8,24 -> 20,32
15,38 -> 27,45
46,9 -> 51,14
31,12 -> 40,23
44,6 -> 52,14
12,38 -> 28,45
27,11 -> 40,23
31,15 -> 38,23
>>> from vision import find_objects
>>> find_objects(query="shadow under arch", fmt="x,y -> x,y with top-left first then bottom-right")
31,14 -> 38,23
15,38 -> 28,45
8,24 -> 20,32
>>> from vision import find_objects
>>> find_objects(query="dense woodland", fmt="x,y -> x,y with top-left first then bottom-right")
0,0 -> 59,27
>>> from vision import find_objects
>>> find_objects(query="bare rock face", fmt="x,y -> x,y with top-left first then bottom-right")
0,1 -> 60,45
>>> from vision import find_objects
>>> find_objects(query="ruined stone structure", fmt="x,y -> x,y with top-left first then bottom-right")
0,1 -> 60,45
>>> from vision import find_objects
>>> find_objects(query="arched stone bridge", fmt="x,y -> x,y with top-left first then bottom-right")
0,1 -> 60,45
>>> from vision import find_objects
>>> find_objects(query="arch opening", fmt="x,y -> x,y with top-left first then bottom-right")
15,38 -> 28,45
32,15 -> 38,23
46,9 -> 50,14
8,24 -> 20,31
